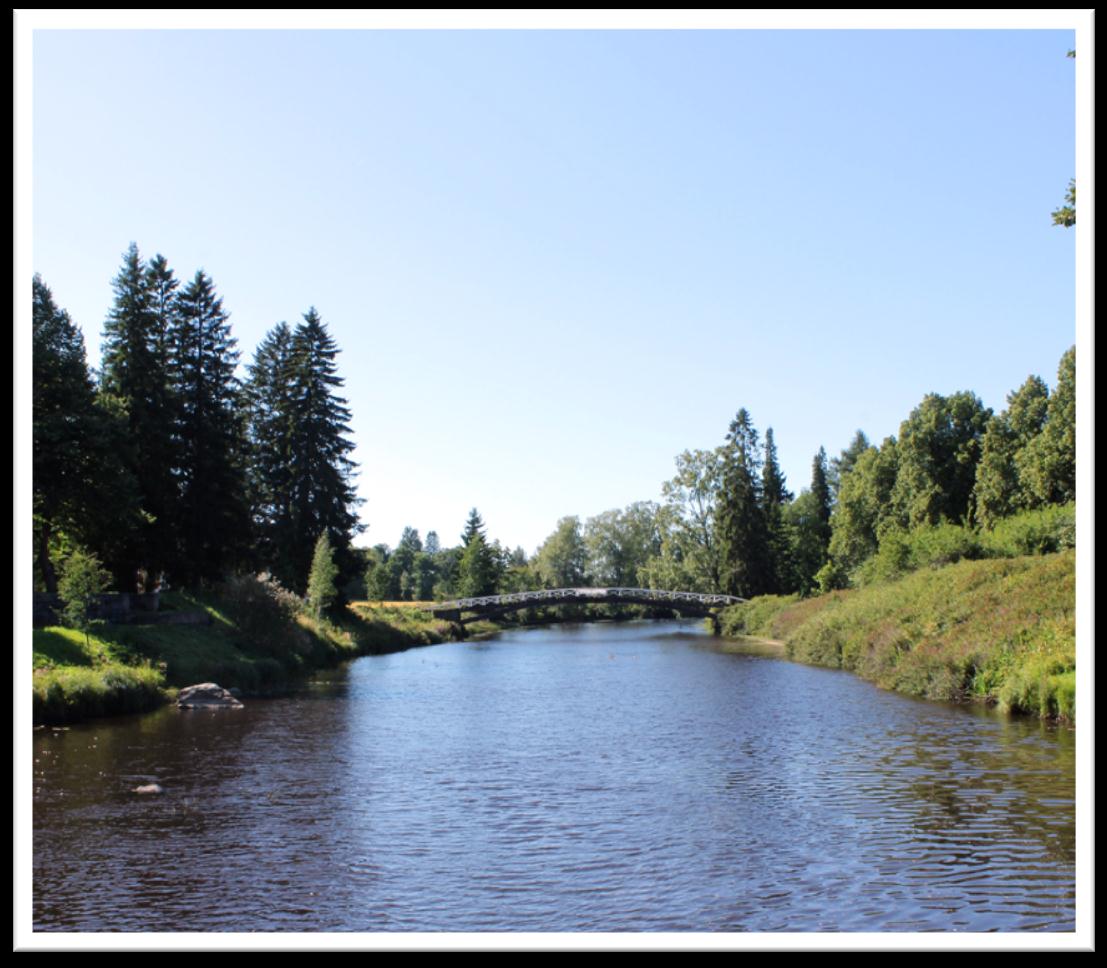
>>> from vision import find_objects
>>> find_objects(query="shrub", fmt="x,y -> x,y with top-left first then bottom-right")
33,662 -> 165,724
306,533 -> 339,619
980,503 -> 1076,558
216,573 -> 310,665
854,522 -> 985,586
719,595 -> 798,638
57,548 -> 112,647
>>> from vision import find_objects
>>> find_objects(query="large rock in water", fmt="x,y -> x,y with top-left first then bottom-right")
177,683 -> 244,709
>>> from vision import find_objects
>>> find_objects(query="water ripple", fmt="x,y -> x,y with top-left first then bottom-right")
33,622 -> 1075,932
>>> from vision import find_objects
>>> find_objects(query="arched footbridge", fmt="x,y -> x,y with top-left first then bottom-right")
424,587 -> 746,626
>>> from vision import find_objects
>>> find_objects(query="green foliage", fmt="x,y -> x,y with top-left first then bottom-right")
456,529 -> 498,597
1051,178 -> 1076,228
717,409 -> 771,598
853,522 -> 985,586
890,391 -> 991,530
306,533 -> 340,618
461,508 -> 487,546
1017,348 -> 1076,508
978,503 -> 1075,558
57,548 -> 112,646
718,594 -> 799,638
827,438 -> 899,576
815,559 -> 848,594
647,448 -> 726,593
169,269 -> 251,584
533,516 -> 588,584
218,572 -> 309,661
99,243 -> 181,590
33,662 -> 165,725
245,311 -> 362,594
829,430 -> 870,499
760,428 -> 793,594
727,552 -> 1075,720
974,375 -> 1050,526
243,321 -> 297,580
33,275 -> 142,593
584,502 -> 661,587
783,448 -> 833,595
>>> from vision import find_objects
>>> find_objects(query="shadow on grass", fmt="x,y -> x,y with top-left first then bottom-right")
32,628 -> 97,667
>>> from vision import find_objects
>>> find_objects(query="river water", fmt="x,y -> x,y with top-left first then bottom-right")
32,621 -> 1076,933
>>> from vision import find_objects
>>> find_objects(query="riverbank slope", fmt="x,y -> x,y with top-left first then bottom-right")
718,550 -> 1076,721
31,594 -> 465,725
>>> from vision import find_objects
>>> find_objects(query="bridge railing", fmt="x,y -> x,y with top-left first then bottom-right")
427,588 -> 746,613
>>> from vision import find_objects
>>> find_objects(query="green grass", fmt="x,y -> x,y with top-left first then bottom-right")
719,551 -> 1076,722
32,627 -> 167,724
31,591 -> 463,725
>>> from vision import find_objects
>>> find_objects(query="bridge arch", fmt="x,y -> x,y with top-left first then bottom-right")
425,587 -> 746,626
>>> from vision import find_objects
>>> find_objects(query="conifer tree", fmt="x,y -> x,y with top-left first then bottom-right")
760,427 -> 793,593
461,508 -> 487,546
784,447 -> 833,594
306,532 -> 339,619
244,321 -> 297,580
168,269 -> 250,583
283,308 -> 362,592
98,243 -> 180,590
456,508 -> 497,596
716,409 -> 771,598
830,430 -> 870,500
32,275 -> 139,592
457,531 -> 497,597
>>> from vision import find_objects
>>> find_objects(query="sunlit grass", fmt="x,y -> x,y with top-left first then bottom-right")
719,551 -> 1075,722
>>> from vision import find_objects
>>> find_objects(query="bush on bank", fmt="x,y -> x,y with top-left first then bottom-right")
720,551 -> 1075,722
32,577 -> 458,725
33,637 -> 166,725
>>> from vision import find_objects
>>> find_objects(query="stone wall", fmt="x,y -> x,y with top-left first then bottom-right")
32,591 -> 181,628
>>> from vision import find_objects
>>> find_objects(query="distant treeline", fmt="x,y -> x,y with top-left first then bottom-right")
369,347 -> 1076,602
33,244 -> 361,599
34,244 -> 1076,611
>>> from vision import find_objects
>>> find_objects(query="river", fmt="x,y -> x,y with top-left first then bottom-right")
32,620 -> 1076,933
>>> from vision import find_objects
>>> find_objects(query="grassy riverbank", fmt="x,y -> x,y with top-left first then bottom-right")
32,591 -> 462,725
719,550 -> 1076,722
31,588 -> 677,725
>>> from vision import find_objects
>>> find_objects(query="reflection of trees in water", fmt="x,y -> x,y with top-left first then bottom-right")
869,723 -> 1075,867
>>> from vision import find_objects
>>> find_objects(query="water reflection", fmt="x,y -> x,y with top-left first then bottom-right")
33,621 -> 1075,932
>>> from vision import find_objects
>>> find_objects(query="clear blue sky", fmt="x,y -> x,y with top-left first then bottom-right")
29,25 -> 1078,555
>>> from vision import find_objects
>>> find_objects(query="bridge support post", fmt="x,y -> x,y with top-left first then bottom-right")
710,612 -> 722,636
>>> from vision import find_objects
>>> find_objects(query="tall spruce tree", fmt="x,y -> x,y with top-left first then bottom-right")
461,508 -> 487,546
717,409 -> 771,599
33,275 -> 98,592
98,244 -> 180,590
457,531 -> 497,597
244,321 -> 297,581
784,447 -> 833,594
760,428 -> 792,594
32,275 -> 140,593
168,270 -> 250,584
283,308 -> 362,593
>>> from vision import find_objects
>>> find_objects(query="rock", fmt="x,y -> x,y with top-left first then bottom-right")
134,783 -> 164,795
176,682 -> 244,709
